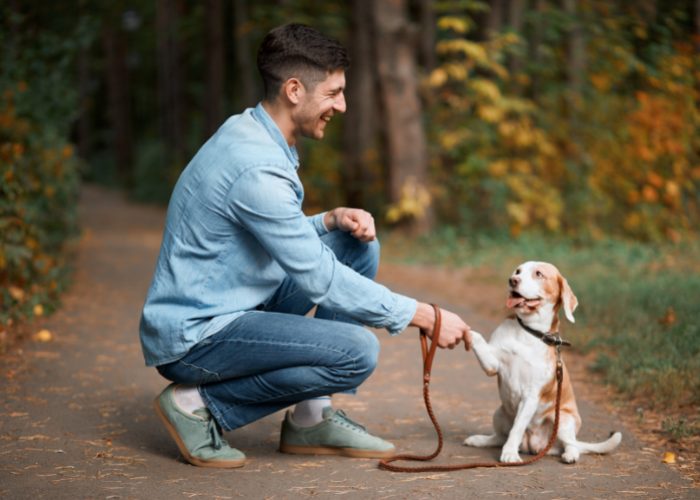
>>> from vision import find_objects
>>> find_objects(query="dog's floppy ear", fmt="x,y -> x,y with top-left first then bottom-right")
560,276 -> 578,323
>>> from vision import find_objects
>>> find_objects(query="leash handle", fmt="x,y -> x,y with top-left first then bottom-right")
419,303 -> 441,385
379,304 -> 564,473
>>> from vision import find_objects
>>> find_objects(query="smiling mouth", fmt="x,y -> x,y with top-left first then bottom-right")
506,291 -> 542,309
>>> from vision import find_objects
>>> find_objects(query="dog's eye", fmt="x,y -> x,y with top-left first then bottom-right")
535,270 -> 544,278
515,269 -> 521,275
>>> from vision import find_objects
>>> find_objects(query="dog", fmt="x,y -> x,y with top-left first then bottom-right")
464,261 -> 622,463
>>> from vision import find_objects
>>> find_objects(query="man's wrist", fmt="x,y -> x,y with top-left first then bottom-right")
410,302 -> 434,330
323,210 -> 336,231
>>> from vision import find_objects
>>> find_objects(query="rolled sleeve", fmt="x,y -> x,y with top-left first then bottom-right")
307,212 -> 330,236
227,166 -> 414,333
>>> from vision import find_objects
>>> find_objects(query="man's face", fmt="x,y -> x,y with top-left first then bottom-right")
293,69 -> 346,141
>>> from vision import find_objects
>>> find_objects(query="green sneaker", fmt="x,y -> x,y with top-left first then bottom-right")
279,407 -> 395,458
153,384 -> 246,468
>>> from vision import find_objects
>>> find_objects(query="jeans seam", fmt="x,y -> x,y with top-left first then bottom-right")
177,359 -> 222,382
203,337 -> 361,369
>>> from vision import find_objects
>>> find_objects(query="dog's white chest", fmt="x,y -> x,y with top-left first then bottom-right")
492,327 -> 553,415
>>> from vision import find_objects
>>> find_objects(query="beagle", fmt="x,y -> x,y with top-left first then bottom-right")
465,261 -> 622,463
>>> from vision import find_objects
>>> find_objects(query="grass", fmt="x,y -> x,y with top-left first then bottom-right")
383,230 -> 700,420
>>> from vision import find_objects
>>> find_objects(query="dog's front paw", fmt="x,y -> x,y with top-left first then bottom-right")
500,448 -> 522,463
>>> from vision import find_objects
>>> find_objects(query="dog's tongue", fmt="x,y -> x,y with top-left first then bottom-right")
507,296 -> 525,309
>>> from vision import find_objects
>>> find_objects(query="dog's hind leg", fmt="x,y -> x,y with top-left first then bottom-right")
464,406 -> 509,448
557,416 -> 581,463
464,433 -> 506,448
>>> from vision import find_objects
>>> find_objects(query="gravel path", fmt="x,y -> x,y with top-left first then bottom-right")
0,185 -> 695,499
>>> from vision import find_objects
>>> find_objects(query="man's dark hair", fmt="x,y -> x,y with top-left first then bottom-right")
257,23 -> 350,101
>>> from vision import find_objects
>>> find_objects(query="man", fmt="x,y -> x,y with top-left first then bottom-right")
140,23 -> 471,468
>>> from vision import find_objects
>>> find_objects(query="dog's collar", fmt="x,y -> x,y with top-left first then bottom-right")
516,317 -> 572,347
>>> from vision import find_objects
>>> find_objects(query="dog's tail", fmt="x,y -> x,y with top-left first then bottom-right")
566,431 -> 622,454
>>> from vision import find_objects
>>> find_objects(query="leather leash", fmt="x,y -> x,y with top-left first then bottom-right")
378,303 -> 564,472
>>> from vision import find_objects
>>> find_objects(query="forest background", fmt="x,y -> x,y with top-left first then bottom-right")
1,1 -> 699,451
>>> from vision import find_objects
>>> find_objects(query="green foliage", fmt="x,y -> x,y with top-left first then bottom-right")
427,0 -> 700,242
575,248 -> 700,408
0,7 -> 88,334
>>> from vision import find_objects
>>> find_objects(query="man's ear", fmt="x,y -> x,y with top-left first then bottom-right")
283,78 -> 304,105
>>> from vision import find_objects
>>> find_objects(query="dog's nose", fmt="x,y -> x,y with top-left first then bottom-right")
509,276 -> 520,288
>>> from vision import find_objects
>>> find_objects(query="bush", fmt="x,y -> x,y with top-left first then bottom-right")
0,83 -> 81,335
0,10 -> 89,343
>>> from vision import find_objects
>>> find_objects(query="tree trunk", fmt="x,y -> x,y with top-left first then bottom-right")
232,0 -> 257,109
564,0 -> 585,107
418,0 -> 436,72
529,0 -> 545,102
204,0 -> 225,138
696,0 -> 700,52
157,0 -> 186,166
487,0 -> 505,38
76,46 -> 92,161
343,0 -> 378,210
372,0 -> 431,233
507,0 -> 526,80
103,22 -> 134,186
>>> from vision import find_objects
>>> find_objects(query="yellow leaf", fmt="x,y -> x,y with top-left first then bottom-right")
437,16 -> 469,34
8,285 -> 24,302
662,451 -> 676,464
428,68 -> 448,88
488,160 -> 508,177
33,304 -> 44,317
477,105 -> 504,123
470,78 -> 501,101
34,329 -> 53,343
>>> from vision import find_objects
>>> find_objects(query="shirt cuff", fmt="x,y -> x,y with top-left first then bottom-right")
308,212 -> 330,236
386,294 -> 418,335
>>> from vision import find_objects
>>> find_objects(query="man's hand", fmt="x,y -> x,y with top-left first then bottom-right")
324,207 -> 376,242
409,302 -> 472,350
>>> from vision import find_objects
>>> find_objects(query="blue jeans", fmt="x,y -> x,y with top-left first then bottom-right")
157,231 -> 382,431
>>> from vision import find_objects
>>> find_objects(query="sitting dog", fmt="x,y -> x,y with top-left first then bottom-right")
464,261 -> 622,463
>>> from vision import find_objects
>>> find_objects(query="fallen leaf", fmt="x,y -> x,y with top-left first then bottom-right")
33,304 -> 44,316
34,329 -> 53,343
662,451 -> 676,464
658,307 -> 676,326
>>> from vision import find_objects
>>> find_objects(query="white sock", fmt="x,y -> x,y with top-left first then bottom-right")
292,396 -> 331,427
173,385 -> 206,415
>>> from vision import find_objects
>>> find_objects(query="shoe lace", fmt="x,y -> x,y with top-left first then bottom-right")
207,417 -> 224,450
334,409 -> 368,433
193,408 -> 224,451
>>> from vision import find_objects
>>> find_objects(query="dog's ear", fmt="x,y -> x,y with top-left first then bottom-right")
560,276 -> 578,323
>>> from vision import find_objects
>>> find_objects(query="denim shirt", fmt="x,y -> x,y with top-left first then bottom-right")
139,103 -> 417,366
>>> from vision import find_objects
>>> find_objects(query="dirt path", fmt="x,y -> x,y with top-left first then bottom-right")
0,186 -> 696,499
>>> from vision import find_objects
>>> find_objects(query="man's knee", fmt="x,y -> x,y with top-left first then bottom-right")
345,236 -> 380,279
322,231 -> 381,279
328,324 -> 379,382
349,326 -> 380,377
362,239 -> 380,279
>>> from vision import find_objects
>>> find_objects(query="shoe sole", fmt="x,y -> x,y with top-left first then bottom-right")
153,398 -> 246,468
279,443 -> 396,459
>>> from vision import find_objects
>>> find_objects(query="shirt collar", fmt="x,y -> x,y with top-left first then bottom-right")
252,102 -> 299,169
